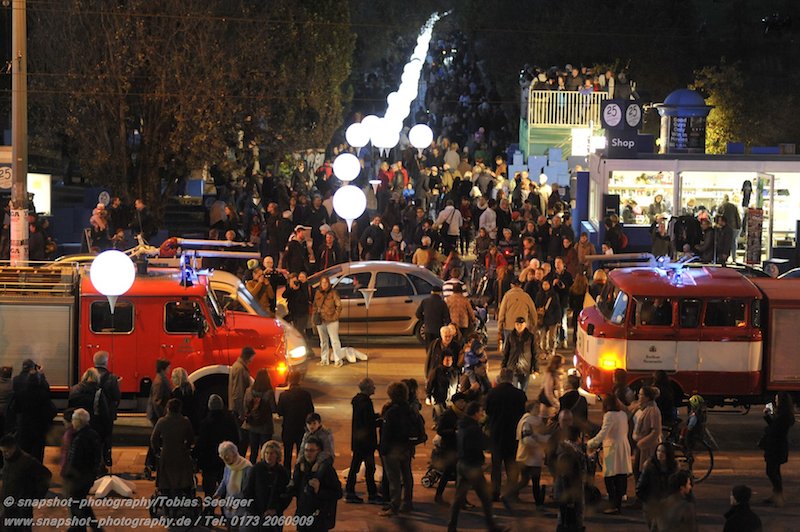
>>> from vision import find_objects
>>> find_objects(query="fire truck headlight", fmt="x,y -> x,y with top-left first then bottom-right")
599,353 -> 618,370
586,375 -> 592,389
276,362 -> 288,375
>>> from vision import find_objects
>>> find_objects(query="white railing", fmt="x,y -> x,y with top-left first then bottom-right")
527,90 -> 608,127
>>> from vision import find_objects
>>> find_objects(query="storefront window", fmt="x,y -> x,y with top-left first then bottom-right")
771,173 -> 800,248
608,171 -> 674,226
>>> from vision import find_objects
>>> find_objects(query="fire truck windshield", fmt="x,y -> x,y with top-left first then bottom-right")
597,281 -> 628,325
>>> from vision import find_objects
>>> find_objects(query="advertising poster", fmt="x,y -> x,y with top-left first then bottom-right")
745,208 -> 763,264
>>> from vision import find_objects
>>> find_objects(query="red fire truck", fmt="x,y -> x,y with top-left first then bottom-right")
575,263 -> 800,407
0,263 -> 305,411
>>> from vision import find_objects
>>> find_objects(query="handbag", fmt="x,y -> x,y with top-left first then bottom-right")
438,208 -> 456,240
313,291 -> 329,326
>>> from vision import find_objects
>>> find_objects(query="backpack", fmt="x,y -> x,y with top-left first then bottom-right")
408,409 -> 428,446
245,392 -> 271,425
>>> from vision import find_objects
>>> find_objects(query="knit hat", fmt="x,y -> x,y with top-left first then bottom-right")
208,394 -> 224,411
247,259 -> 259,271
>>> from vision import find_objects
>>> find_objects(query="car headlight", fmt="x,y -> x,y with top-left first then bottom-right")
282,320 -> 308,364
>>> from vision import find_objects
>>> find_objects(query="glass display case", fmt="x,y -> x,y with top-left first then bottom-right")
608,171 -> 674,226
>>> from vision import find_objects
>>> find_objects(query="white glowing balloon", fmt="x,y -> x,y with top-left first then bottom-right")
401,70 -> 420,86
372,119 -> 400,149
332,153 -> 361,182
90,250 -> 136,296
333,185 -> 367,231
386,91 -> 403,109
398,83 -> 418,102
345,122 -> 370,148
403,60 -> 422,74
385,104 -> 411,122
361,115 -> 380,139
409,124 -> 434,150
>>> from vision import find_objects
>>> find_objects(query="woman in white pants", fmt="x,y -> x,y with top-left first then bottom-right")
312,276 -> 344,366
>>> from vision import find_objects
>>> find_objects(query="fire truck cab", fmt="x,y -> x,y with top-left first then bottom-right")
575,264 -> 777,406
0,264 -> 301,411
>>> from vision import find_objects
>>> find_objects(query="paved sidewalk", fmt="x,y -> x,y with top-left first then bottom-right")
22,446 -> 800,531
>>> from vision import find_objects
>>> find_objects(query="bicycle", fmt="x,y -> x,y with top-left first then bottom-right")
663,421 -> 716,484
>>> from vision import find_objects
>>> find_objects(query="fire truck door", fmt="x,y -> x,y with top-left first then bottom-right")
626,297 -> 678,372
85,299 -> 138,393
675,299 -> 702,393
162,300 -> 211,367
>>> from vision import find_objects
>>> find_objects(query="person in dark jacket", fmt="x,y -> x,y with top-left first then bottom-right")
9,359 -> 55,462
653,370 -> 677,425
242,440 -> 290,531
447,401 -> 501,532
636,442 -> 678,529
345,378 -> 381,504
485,368 -> 527,502
433,392 -> 467,505
534,280 -> 562,356
724,484 -> 762,532
555,426 -> 588,532
378,382 -> 416,517
151,398 -> 195,497
425,353 -> 460,423
416,286 -> 451,350
0,434 -> 52,531
284,226 -> 313,274
63,408 -> 102,532
287,436 -> 342,531
276,372 -> 315,471
285,272 -> 312,342
558,374 -> 590,434
67,369 -> 113,456
170,367 -> 197,430
193,394 -> 240,497
360,216 -> 387,260
501,317 -> 537,392
91,350 -> 120,467
761,392 -> 795,506
424,325 -> 458,382
144,358 -> 171,478
695,218 -> 716,263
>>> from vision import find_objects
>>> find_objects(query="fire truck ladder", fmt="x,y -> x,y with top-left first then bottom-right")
0,263 -> 79,296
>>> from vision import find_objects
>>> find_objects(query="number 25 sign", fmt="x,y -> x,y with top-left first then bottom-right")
0,166 -> 11,190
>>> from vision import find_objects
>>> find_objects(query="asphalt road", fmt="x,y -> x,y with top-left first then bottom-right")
40,331 -> 800,531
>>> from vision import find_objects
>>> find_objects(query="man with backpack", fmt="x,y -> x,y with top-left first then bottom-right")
92,351 -> 120,469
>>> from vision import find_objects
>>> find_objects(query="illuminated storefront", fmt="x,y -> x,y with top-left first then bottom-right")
586,153 -> 800,264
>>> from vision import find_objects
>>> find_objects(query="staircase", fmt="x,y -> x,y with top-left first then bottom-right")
163,197 -> 208,238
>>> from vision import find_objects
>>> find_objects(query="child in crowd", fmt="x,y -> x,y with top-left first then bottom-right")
461,339 -> 491,398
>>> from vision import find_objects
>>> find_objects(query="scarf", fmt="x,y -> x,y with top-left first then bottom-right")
226,455 -> 251,495
390,230 -> 404,243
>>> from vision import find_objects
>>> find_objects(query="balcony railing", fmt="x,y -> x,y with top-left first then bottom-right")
527,90 -> 609,128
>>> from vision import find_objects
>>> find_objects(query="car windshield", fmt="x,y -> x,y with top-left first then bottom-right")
237,285 -> 273,317
309,265 -> 343,287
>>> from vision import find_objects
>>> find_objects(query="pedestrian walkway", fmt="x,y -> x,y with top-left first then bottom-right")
24,445 -> 800,531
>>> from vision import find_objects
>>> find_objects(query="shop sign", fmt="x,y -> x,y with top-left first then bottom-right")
745,208 -> 763,265
667,116 -> 706,154
606,131 -> 640,158
0,164 -> 11,190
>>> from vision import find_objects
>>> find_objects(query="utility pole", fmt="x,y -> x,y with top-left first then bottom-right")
10,0 -> 28,265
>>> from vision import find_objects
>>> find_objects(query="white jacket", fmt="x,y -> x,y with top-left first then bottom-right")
587,410 -> 632,477
479,208 -> 497,239
516,412 -> 549,467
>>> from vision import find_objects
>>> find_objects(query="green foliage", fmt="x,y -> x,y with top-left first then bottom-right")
27,0 -> 354,209
692,62 -> 747,154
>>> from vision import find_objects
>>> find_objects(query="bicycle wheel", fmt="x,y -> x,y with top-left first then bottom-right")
672,439 -> 714,484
